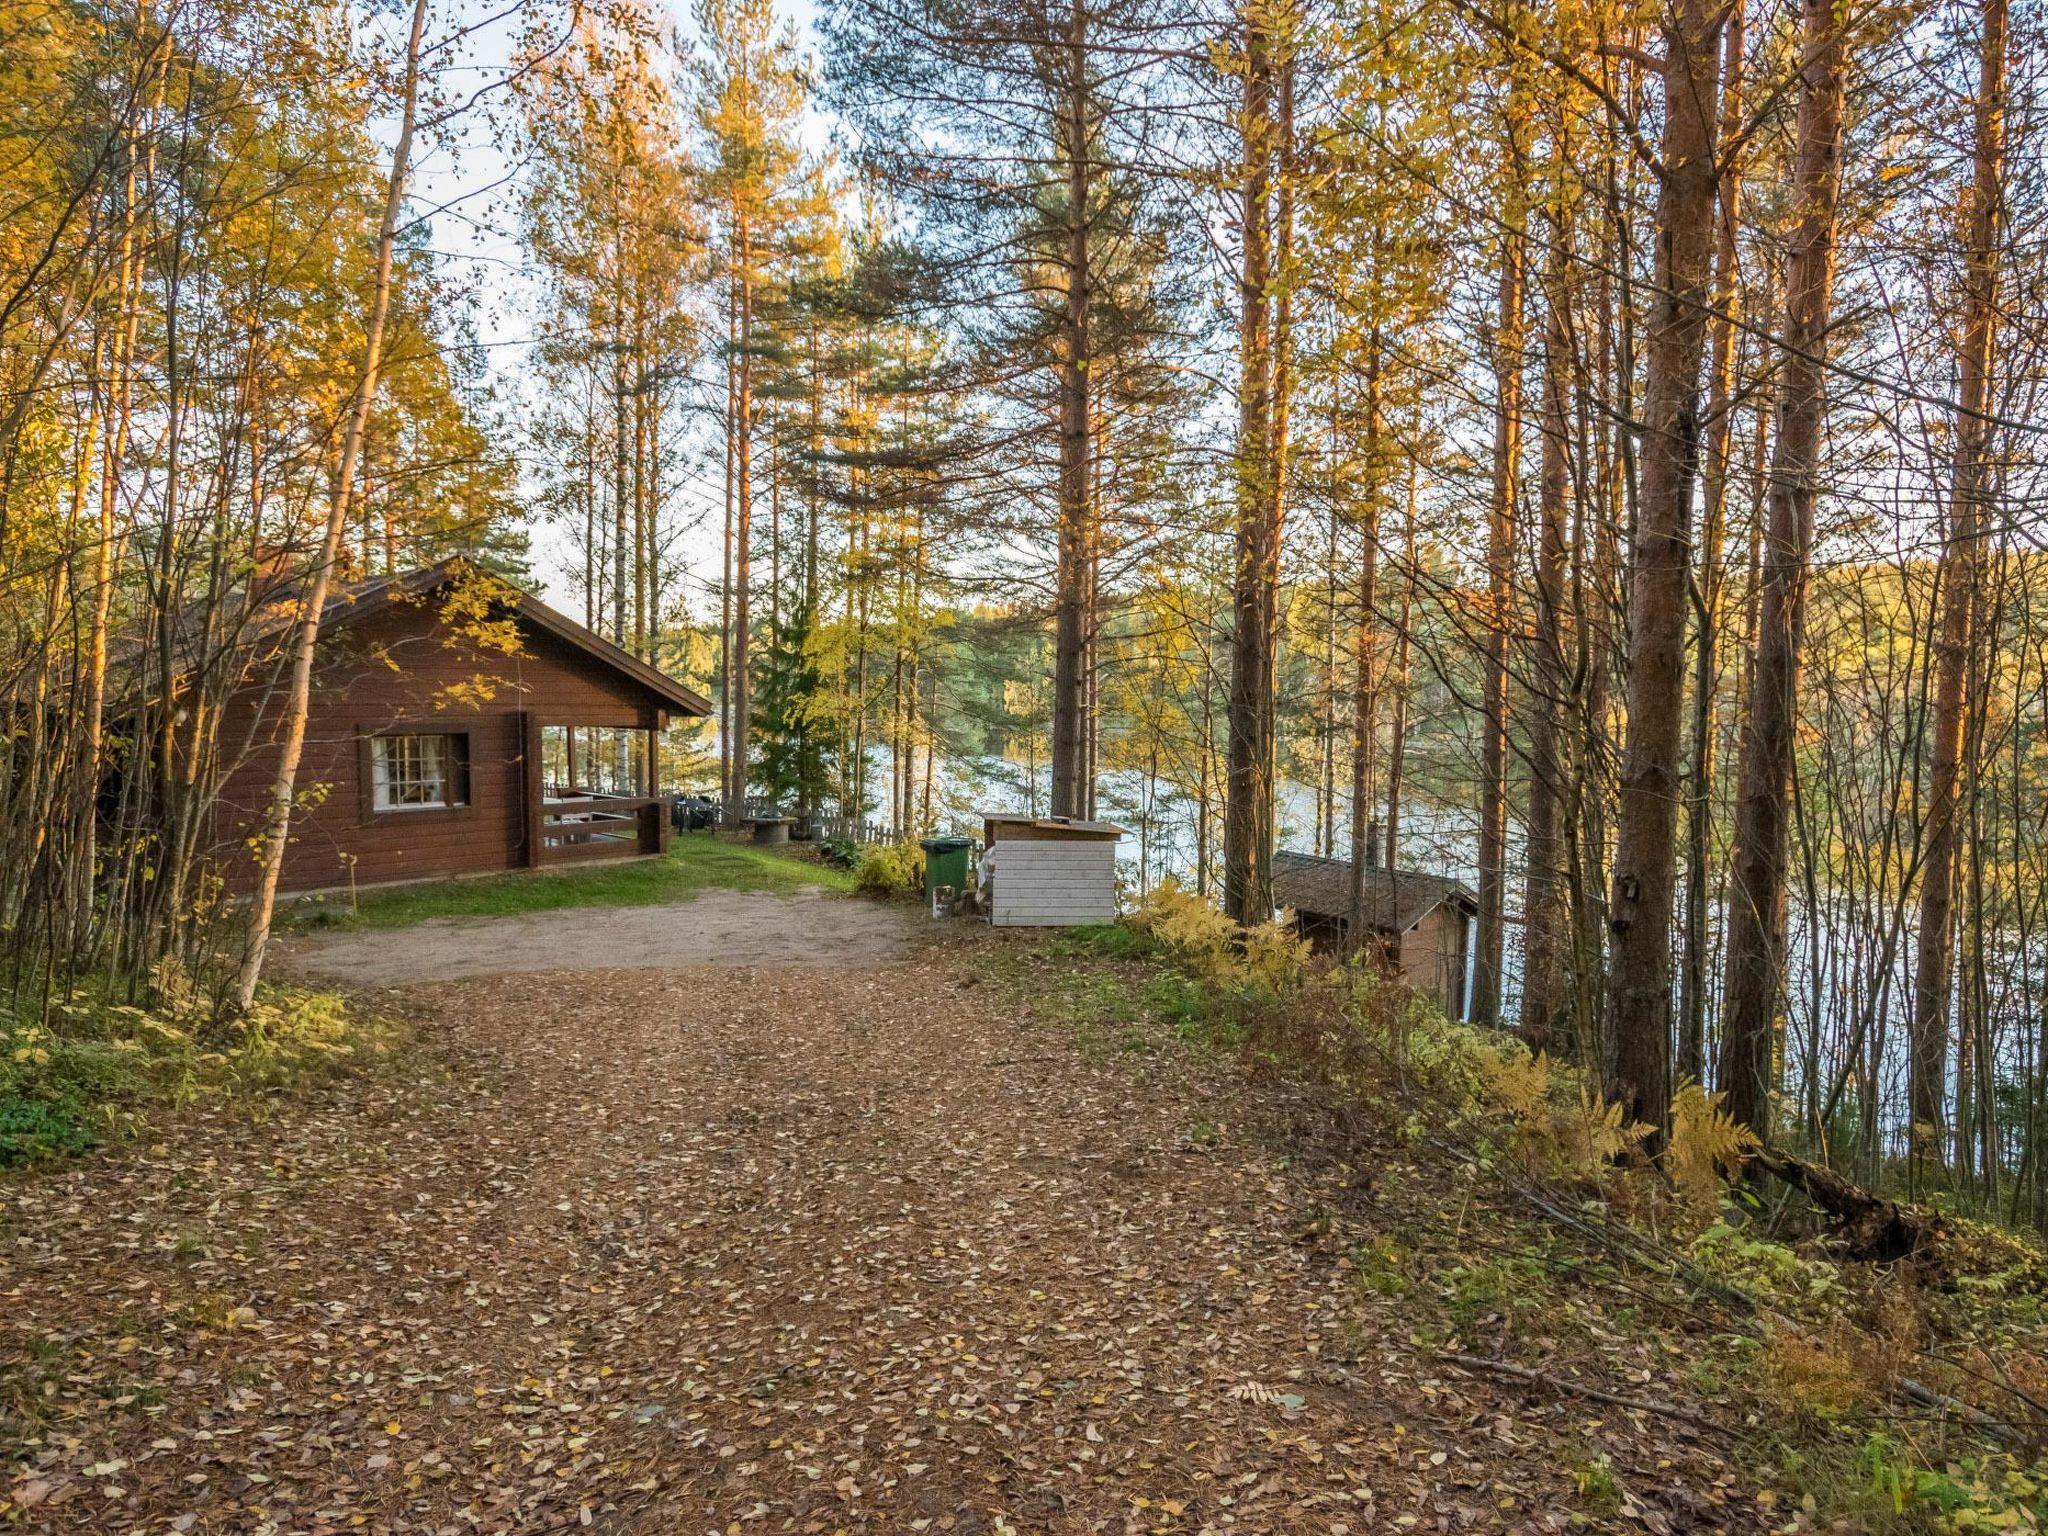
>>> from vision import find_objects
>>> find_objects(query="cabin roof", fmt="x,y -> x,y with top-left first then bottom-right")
128,555 -> 713,717
322,558 -> 713,717
1270,849 -> 1477,933
117,556 -> 713,719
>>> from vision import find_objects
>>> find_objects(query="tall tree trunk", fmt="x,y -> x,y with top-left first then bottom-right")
78,105 -> 151,958
1602,0 -> 1728,1135
720,275 -> 736,811
1912,0 -> 2008,1176
1224,9 -> 1279,924
1385,456 -> 1419,870
733,214 -> 754,808
1476,76 -> 1528,1026
1521,176 -> 1573,1052
613,259 -> 630,647
1320,479 -> 1339,858
1679,0 -> 1747,1086
234,0 -> 429,1011
1718,0 -> 1847,1139
1348,336 -> 1384,951
1049,0 -> 1094,819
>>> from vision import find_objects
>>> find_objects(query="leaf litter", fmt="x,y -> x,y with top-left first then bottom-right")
2,934 -> 1777,1532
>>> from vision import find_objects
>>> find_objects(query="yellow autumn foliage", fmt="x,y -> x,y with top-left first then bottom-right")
1240,917 -> 1312,994
1667,1078 -> 1758,1210
1129,879 -> 1309,993
1477,1041 -> 1652,1181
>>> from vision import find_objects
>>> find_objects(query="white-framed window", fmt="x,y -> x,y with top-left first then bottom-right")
371,733 -> 465,811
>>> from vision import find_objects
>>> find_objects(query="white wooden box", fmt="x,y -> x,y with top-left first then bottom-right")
990,838 -> 1118,927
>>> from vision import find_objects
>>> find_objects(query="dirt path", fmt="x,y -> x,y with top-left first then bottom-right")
3,910 -> 1760,1533
278,887 -> 912,987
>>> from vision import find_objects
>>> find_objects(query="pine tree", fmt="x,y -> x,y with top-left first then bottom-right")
751,590 -> 835,818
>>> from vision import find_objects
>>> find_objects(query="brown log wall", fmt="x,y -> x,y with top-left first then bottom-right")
211,605 -> 666,894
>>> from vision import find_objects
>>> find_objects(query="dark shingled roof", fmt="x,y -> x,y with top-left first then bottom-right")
1270,850 -> 1478,933
120,555 -> 712,717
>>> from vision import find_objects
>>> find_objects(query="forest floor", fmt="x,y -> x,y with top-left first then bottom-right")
2,891 -> 1785,1534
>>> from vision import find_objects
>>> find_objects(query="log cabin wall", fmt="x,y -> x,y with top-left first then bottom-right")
211,601 -> 667,894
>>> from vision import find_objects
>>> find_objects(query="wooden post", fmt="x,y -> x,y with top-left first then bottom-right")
522,711 -> 543,868
648,712 -> 668,855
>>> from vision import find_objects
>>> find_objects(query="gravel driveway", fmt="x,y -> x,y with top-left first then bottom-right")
277,886 -> 914,987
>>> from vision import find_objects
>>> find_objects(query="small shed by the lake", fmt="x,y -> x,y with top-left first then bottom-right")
981,814 -> 1124,927
1270,849 -> 1477,1020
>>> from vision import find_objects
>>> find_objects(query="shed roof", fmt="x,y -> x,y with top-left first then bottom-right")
1270,850 -> 1477,933
982,813 -> 1127,841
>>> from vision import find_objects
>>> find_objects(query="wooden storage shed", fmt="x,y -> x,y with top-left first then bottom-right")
1270,849 -> 1477,1020
980,814 -> 1124,927
207,557 -> 711,894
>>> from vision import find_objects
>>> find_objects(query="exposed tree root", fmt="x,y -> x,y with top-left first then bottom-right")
1749,1146 -> 1946,1272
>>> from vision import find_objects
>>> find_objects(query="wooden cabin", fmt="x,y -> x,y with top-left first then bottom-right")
210,558 -> 710,895
1270,849 -> 1477,1020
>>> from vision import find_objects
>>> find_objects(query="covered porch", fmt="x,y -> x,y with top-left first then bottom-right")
526,719 -> 669,865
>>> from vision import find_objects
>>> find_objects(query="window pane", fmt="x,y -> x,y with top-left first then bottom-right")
372,734 -> 461,810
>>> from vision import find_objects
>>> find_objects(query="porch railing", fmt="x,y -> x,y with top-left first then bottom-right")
539,794 -> 662,862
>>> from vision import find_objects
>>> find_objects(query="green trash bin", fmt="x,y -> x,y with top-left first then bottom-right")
920,835 -> 973,898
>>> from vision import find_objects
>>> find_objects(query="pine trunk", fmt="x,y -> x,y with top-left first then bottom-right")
1050,0 -> 1094,820
1603,0 -> 1728,1135
1223,9 -> 1277,925
1911,0 -> 2008,1173
1718,0 -> 1847,1139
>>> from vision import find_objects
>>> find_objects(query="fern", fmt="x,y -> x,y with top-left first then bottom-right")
1667,1077 -> 1757,1208
1135,877 -> 1239,981
1479,1044 -> 1550,1118
1240,916 -> 1311,993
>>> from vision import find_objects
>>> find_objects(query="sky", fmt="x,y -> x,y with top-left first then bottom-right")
392,0 -> 834,616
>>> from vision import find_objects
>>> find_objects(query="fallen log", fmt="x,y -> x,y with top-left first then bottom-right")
1434,1353 -> 1732,1438
1899,1376 -> 2020,1445
1748,1146 -> 1944,1270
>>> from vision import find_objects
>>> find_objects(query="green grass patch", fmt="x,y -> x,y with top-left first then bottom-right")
2,974 -> 395,1167
284,831 -> 855,931
1052,923 -> 1160,961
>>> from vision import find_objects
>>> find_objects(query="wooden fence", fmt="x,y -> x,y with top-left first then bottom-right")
704,800 -> 893,845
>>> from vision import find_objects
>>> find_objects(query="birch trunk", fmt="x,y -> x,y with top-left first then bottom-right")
234,0 -> 430,1011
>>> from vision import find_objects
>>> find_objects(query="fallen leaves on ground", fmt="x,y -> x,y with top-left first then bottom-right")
2,935 -> 1775,1532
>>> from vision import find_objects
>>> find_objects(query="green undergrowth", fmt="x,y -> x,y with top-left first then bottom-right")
851,841 -> 923,898
283,830 -> 854,931
1015,892 -> 2048,1533
1,968 -> 395,1167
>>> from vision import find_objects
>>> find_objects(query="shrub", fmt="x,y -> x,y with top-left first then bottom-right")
1765,1325 -> 1874,1421
1127,879 -> 1311,995
1667,1078 -> 1758,1215
2,974 -> 387,1167
1130,877 -> 1236,981
1474,1042 -> 1653,1182
853,841 -> 923,898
